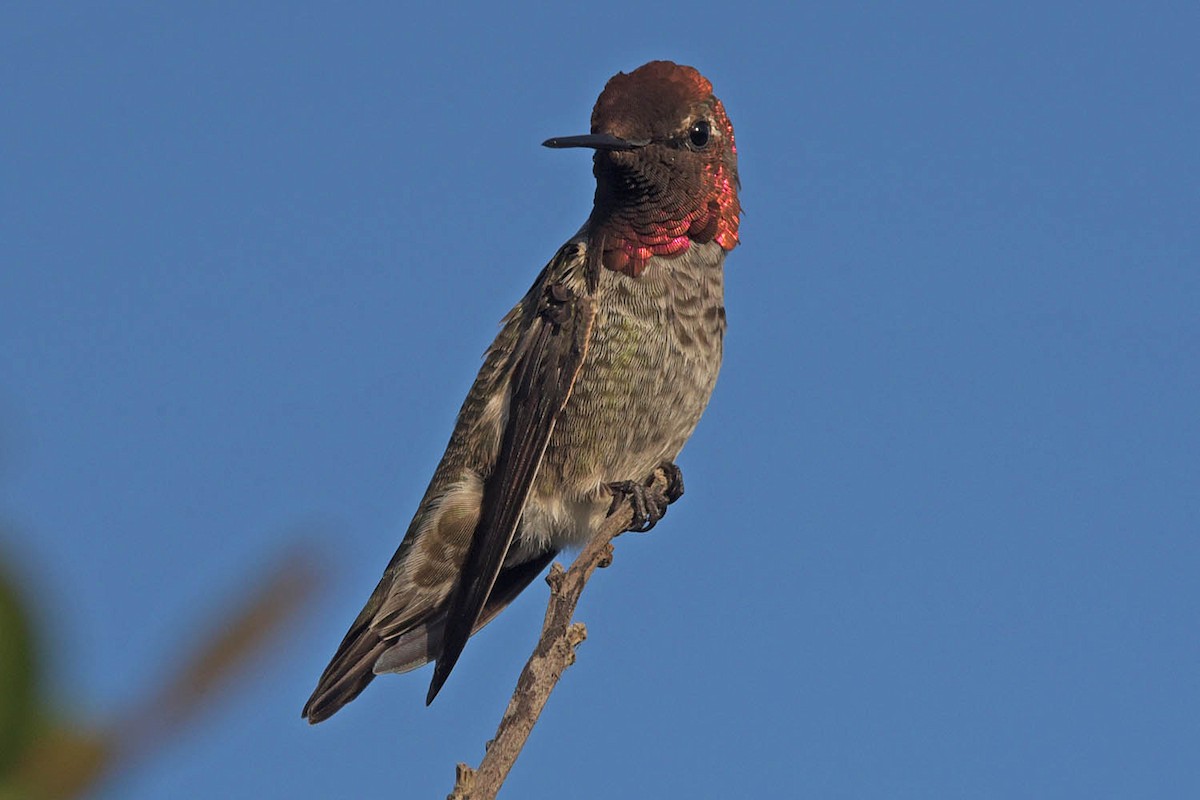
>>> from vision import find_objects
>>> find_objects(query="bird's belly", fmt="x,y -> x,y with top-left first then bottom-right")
516,256 -> 725,554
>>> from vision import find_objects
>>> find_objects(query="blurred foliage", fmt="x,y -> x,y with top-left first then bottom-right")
0,540 -> 320,800
2,724 -> 109,800
0,555 -> 38,780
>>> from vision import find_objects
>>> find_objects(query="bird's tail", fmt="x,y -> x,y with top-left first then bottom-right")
301,622 -> 390,724
302,548 -> 558,721
373,550 -> 560,677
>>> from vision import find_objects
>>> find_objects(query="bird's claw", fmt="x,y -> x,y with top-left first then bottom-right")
659,461 -> 685,504
607,461 -> 685,533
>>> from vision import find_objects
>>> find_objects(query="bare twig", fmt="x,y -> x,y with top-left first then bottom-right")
448,470 -> 669,800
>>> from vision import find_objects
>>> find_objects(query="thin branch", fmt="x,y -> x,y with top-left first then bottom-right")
447,470 -> 669,800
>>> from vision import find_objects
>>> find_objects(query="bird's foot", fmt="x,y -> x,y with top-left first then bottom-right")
607,461 -> 685,533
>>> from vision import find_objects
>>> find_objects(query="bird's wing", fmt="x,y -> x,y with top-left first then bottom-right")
426,244 -> 595,704
372,548 -> 558,676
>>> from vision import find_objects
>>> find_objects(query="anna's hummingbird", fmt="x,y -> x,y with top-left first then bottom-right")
303,60 -> 741,723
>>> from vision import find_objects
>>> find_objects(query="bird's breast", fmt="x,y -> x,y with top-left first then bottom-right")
519,241 -> 727,551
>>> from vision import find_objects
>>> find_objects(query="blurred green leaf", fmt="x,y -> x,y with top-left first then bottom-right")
0,554 -> 39,781
0,540 -> 322,800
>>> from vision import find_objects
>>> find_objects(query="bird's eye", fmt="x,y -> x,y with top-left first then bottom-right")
688,120 -> 711,149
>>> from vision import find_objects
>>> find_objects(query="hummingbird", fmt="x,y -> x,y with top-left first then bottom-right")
302,60 -> 741,723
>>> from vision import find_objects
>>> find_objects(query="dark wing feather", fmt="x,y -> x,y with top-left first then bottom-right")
371,548 -> 558,676
426,277 -> 595,704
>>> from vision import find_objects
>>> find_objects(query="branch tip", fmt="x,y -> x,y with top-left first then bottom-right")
446,467 -> 676,799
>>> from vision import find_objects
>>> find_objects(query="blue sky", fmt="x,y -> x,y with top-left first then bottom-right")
2,2 -> 1198,797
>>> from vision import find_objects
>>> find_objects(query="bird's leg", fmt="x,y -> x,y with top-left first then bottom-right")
607,461 -> 685,533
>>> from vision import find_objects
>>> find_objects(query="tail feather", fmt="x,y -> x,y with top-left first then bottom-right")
374,618 -> 441,675
303,549 -> 558,722
301,624 -> 391,724
376,549 -> 558,677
